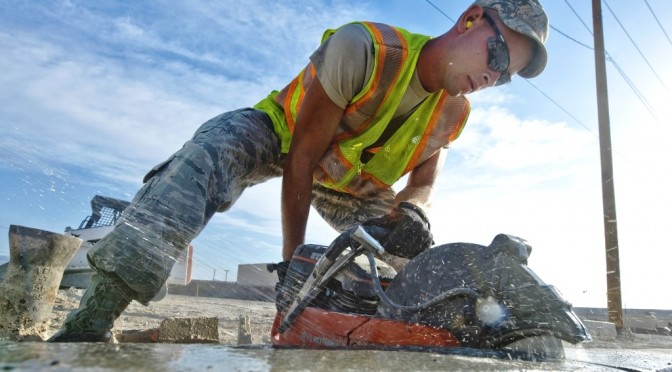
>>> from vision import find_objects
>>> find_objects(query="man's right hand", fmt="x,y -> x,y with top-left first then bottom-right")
267,261 -> 292,313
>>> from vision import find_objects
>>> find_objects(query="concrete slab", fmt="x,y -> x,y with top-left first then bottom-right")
157,317 -> 219,344
582,320 -> 617,340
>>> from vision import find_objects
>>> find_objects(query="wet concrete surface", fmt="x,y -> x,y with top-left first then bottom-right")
1,341 -> 671,371
3,293 -> 671,370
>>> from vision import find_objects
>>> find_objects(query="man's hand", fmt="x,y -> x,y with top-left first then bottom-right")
267,261 -> 292,312
361,202 -> 433,259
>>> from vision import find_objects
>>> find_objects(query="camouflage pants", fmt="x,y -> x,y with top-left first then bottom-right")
88,108 -> 395,303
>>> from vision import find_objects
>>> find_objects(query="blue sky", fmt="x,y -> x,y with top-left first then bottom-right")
1,0 -> 671,309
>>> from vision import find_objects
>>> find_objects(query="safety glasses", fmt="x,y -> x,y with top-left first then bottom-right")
482,13 -> 511,86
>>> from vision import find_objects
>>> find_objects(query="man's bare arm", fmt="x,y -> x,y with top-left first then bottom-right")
394,149 -> 447,210
281,78 -> 344,261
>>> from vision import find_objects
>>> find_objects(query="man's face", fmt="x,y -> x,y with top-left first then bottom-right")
445,10 -> 535,96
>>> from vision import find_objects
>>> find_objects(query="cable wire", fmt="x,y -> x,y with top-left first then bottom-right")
564,0 -> 593,35
602,0 -> 670,94
550,25 -> 593,51
643,0 -> 672,48
604,52 -> 658,120
424,0 -> 455,23
524,80 -> 599,138
560,0 -> 659,122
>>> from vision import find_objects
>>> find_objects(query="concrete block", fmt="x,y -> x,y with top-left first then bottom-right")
0,225 -> 81,341
115,328 -> 160,343
157,317 -> 219,343
583,320 -> 617,340
237,315 -> 252,345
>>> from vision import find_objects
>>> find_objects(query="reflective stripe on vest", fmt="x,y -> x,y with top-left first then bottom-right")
254,22 -> 471,195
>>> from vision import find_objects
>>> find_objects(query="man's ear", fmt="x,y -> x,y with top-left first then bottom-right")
457,5 -> 485,33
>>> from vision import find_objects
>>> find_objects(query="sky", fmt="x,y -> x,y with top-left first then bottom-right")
1,0 -> 671,310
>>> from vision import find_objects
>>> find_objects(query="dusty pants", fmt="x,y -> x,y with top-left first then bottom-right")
87,108 -> 396,303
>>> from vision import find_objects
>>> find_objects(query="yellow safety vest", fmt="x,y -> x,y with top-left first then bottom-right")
255,22 -> 470,195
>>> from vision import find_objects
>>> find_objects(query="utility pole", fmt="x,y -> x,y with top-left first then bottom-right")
212,269 -> 216,281
592,0 -> 624,333
223,269 -> 229,282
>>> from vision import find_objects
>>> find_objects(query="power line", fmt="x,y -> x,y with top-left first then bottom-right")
424,0 -> 456,23
524,80 -> 598,139
643,0 -> 672,47
550,25 -> 593,51
604,52 -> 658,120
564,0 -> 593,35
559,1 -> 659,122
551,24 -> 658,120
191,255 -> 217,271
602,0 -> 670,94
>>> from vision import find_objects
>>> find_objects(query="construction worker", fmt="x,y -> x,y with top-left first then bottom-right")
50,0 -> 549,342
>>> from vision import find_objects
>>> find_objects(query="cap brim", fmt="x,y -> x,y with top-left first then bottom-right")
498,16 -> 548,79
518,39 -> 547,78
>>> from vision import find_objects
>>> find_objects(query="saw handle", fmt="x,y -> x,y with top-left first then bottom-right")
351,225 -> 386,255
324,231 -> 351,262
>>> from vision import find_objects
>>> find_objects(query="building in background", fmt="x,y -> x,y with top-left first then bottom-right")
237,263 -> 276,287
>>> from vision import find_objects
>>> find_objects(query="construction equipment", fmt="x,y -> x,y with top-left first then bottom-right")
272,227 -> 590,360
0,195 -> 193,301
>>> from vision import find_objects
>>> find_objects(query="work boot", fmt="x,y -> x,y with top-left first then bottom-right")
48,271 -> 135,342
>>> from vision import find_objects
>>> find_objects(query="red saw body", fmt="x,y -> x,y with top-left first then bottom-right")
271,309 -> 461,348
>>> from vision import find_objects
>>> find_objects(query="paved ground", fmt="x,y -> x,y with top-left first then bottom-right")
51,289 -> 277,345
51,289 -> 672,350
0,291 -> 665,371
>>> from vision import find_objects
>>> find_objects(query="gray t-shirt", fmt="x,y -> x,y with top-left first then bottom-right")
309,23 -> 432,120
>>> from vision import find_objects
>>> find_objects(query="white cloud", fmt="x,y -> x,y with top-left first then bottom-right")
438,105 -> 596,192
0,1 -> 375,185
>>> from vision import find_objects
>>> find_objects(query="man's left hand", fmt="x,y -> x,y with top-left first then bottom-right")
361,202 -> 433,259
